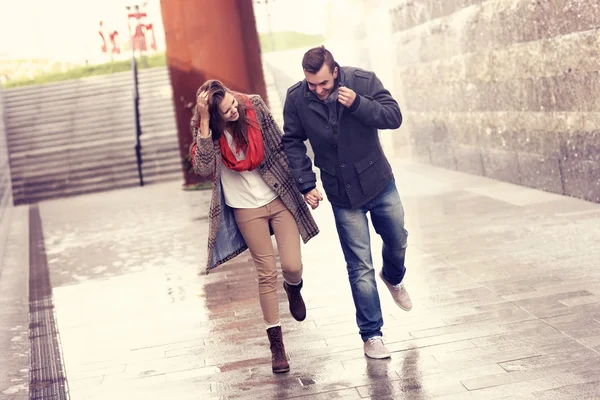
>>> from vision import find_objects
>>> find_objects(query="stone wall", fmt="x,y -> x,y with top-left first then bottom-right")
392,0 -> 600,202
0,84 -> 13,263
324,0 -> 600,203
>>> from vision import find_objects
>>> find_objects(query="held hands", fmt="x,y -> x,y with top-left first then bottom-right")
338,86 -> 357,108
304,188 -> 323,210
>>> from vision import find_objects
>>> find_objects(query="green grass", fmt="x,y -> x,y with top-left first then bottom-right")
4,52 -> 166,89
259,31 -> 324,53
3,30 -> 322,89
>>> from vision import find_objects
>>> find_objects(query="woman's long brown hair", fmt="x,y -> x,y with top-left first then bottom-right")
190,80 -> 252,150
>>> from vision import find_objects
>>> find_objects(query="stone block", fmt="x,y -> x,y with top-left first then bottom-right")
430,141 -> 457,170
409,126 -> 432,163
561,158 -> 600,203
481,148 -> 521,185
517,152 -> 564,194
454,144 -> 484,175
478,125 -> 518,153
444,115 -> 480,146
586,162 -> 600,203
560,158 -> 590,200
390,0 -> 485,33
392,0 -> 600,67
559,130 -> 600,162
515,129 -> 561,159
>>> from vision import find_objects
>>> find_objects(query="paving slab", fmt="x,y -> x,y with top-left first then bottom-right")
17,157 -> 599,399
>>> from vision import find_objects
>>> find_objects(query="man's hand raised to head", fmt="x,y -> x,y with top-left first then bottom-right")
338,86 -> 357,108
303,188 -> 323,210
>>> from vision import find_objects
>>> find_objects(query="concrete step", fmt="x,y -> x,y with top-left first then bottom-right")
13,156 -> 181,196
4,67 -> 171,98
9,147 -> 181,199
5,89 -> 173,115
9,142 -> 178,166
9,130 -> 178,163
10,150 -> 180,184
5,66 -> 182,205
9,132 -> 174,161
7,116 -> 175,141
14,164 -> 182,196
7,121 -> 176,151
6,121 -> 174,144
10,154 -> 180,184
6,92 -> 172,119
5,102 -> 175,129
6,81 -> 171,99
9,161 -> 183,205
9,148 -> 180,189
8,122 -> 134,143
13,162 -> 181,195
14,172 -> 182,205
10,139 -> 136,162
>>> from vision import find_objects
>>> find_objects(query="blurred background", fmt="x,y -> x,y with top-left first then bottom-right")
1,0 -> 599,258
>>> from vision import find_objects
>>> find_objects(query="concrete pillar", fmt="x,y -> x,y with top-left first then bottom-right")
160,0 -> 267,185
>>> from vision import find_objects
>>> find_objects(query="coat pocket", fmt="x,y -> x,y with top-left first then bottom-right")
314,160 -> 339,198
354,152 -> 384,194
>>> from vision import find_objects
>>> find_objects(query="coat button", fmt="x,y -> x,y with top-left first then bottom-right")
298,178 -> 303,182
341,163 -> 345,168
369,161 -> 373,165
274,183 -> 279,188
326,125 -> 330,129
346,184 -> 351,188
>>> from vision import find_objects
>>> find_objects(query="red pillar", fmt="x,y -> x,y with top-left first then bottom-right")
160,0 -> 268,185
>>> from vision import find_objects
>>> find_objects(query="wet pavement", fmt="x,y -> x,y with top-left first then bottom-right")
10,157 -> 596,399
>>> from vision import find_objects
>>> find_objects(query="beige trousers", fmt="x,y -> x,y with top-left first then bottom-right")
233,198 -> 303,325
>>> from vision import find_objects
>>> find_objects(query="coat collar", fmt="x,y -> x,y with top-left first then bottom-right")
303,63 -> 346,121
303,63 -> 345,100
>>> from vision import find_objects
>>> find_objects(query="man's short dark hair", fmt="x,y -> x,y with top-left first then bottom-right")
302,46 -> 336,74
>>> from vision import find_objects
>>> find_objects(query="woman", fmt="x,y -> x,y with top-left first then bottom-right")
190,80 -> 319,374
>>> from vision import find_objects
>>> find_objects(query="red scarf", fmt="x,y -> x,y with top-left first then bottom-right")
219,95 -> 264,172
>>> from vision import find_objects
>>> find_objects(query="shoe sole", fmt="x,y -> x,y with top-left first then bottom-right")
364,352 -> 391,359
273,367 -> 290,373
290,305 -> 306,321
379,271 -> 412,311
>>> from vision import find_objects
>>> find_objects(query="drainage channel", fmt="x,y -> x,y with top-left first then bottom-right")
29,205 -> 69,399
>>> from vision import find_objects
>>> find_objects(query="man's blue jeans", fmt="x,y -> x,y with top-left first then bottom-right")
332,178 -> 408,342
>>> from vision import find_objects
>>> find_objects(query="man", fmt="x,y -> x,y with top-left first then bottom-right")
282,46 -> 412,359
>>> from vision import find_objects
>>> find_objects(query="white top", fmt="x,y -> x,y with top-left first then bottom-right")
220,131 -> 278,209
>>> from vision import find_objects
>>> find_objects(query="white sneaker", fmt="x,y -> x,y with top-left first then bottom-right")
379,270 -> 413,311
363,336 -> 391,359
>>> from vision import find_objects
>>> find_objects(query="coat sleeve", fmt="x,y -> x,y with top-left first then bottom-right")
191,126 -> 217,177
350,73 -> 402,130
281,94 -> 317,193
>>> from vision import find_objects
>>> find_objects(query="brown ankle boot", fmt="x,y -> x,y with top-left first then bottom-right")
266,326 -> 290,373
283,280 -> 306,321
